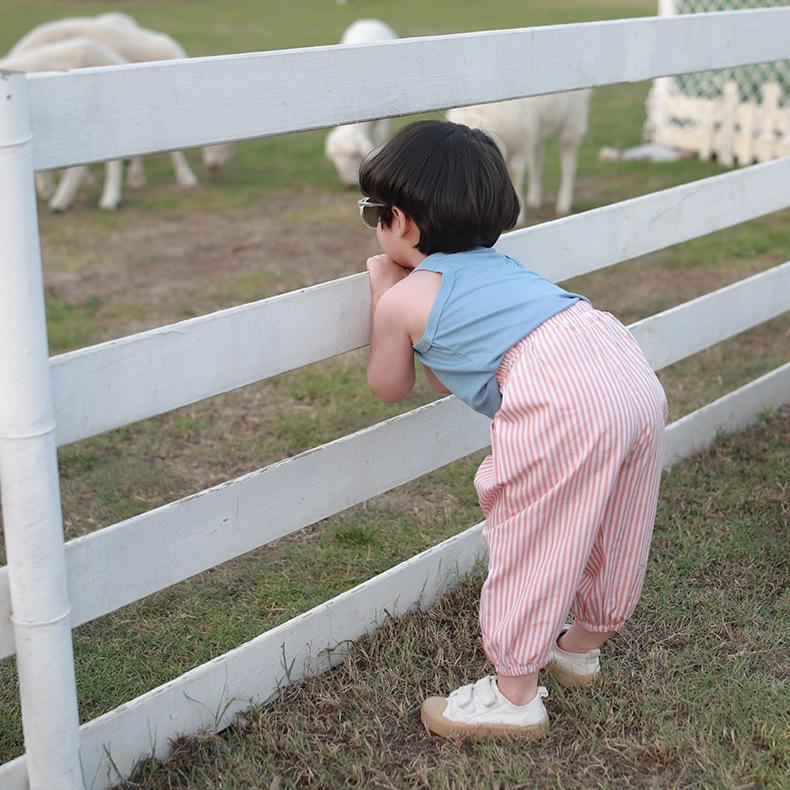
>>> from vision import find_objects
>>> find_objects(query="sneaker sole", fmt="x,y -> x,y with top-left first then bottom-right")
546,662 -> 600,689
420,697 -> 549,740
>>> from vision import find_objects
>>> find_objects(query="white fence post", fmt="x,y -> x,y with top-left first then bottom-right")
0,71 -> 82,789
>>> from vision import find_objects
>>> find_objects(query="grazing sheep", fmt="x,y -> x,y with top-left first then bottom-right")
447,90 -> 592,223
9,14 -> 236,190
10,15 -> 182,62
325,19 -> 397,186
7,13 -> 138,54
1,38 -> 127,211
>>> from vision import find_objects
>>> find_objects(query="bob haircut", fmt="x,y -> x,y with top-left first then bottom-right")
358,120 -> 520,255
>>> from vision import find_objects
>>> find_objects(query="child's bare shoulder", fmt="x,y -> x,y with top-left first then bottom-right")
386,270 -> 442,342
389,269 -> 442,308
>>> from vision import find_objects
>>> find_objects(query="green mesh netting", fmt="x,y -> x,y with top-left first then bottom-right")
671,0 -> 789,106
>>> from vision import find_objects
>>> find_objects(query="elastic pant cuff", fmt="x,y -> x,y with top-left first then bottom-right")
493,651 -> 552,677
494,665 -> 542,677
574,620 -> 626,633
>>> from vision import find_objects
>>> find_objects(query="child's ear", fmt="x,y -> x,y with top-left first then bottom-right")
392,206 -> 416,239
391,206 -> 406,234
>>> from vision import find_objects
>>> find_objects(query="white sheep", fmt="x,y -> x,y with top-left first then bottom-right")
9,14 -> 236,192
8,12 -> 138,52
325,20 -> 398,186
1,38 -> 128,211
447,90 -> 592,223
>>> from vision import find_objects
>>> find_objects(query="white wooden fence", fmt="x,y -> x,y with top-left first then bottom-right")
0,9 -> 789,789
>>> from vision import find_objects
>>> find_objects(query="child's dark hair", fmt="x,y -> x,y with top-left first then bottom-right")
359,120 -> 520,255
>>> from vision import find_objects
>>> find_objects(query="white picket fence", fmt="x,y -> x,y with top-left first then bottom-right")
0,9 -> 789,789
645,0 -> 790,163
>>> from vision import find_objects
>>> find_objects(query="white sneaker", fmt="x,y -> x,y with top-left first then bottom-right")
420,676 -> 549,739
546,624 -> 601,687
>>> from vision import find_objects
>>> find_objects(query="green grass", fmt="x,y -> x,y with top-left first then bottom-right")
45,295 -> 105,350
0,0 -> 787,785
121,410 -> 789,789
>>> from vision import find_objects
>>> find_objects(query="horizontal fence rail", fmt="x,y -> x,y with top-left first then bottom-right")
2,361 -> 789,789
26,9 -> 790,169
497,158 -> 790,284
50,157 -> 790,447
662,363 -> 790,467
0,524 -> 489,790
629,263 -> 789,370
52,275 -> 370,446
3,262 -> 787,659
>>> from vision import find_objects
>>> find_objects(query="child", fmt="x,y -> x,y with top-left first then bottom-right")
360,120 -> 668,739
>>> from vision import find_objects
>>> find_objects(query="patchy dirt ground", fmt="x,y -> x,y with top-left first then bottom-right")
38,177 -> 788,345
40,185 -> 382,342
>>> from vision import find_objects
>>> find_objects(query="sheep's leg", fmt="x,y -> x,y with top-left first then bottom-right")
556,135 -> 580,216
49,166 -> 88,213
41,168 -> 95,199
98,160 -> 123,211
508,153 -> 528,224
526,141 -> 545,210
36,171 -> 56,200
170,151 -> 199,187
127,157 -> 146,189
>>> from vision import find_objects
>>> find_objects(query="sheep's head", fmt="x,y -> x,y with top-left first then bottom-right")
202,143 -> 236,173
325,126 -> 374,187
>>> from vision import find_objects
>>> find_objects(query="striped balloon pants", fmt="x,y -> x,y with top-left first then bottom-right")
474,300 -> 668,676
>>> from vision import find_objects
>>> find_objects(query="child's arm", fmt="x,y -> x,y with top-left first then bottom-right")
422,364 -> 451,394
366,256 -> 416,403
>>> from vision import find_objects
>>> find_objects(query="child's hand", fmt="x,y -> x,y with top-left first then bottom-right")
366,254 -> 410,295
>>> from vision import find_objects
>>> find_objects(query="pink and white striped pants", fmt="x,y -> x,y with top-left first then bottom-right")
473,301 -> 668,676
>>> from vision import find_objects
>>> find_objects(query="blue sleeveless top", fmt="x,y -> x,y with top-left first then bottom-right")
412,247 -> 588,417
